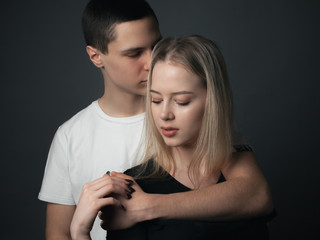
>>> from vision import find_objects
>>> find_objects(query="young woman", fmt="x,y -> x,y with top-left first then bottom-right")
71,35 -> 275,240
106,35 -> 275,239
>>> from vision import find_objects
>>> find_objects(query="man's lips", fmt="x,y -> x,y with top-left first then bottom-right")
161,127 -> 179,137
140,80 -> 147,84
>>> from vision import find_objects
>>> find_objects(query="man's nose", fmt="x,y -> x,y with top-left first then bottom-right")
143,50 -> 152,71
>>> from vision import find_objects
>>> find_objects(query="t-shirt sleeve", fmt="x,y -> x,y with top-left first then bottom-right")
38,127 -> 75,205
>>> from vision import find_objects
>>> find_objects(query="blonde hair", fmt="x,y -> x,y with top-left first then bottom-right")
142,35 -> 233,188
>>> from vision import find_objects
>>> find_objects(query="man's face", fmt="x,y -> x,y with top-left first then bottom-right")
100,17 -> 161,96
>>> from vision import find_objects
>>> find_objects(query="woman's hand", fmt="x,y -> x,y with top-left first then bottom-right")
70,173 -> 134,240
99,172 -> 155,231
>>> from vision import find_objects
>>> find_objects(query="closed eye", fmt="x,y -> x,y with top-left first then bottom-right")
176,102 -> 190,106
151,99 -> 162,104
127,51 -> 143,58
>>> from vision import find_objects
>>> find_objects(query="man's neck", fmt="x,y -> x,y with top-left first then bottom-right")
98,91 -> 145,117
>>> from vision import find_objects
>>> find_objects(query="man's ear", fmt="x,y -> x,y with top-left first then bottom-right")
86,45 -> 104,68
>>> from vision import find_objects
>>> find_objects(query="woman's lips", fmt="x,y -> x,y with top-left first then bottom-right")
161,127 -> 179,137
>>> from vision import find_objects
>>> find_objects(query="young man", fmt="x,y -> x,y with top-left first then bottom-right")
39,0 -> 273,239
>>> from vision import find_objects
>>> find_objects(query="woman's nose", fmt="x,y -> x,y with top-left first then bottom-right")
160,104 -> 175,121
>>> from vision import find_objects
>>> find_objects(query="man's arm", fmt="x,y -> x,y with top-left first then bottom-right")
148,151 -> 273,221
107,151 -> 273,229
39,128 -> 76,239
46,203 -> 76,240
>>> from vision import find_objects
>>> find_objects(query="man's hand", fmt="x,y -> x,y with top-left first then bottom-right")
70,173 -> 133,240
100,152 -> 273,231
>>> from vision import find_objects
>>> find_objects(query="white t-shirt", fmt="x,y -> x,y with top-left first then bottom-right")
38,100 -> 145,239
39,100 -> 249,239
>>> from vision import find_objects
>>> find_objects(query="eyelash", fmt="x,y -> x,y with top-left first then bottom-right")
151,100 -> 190,106
128,52 -> 143,58
177,102 -> 190,106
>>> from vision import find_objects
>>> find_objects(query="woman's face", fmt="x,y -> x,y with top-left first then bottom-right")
150,61 -> 207,148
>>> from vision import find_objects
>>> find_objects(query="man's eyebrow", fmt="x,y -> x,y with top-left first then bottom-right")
121,36 -> 162,55
121,47 -> 144,55
150,89 -> 194,95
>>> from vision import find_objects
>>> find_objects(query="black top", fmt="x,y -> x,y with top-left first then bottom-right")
107,160 -> 276,240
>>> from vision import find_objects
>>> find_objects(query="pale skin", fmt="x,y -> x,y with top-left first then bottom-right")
71,60 -> 273,240
97,62 -> 273,231
45,17 -> 273,240
110,62 -> 273,226
100,151 -> 272,230
70,174 -> 134,240
46,175 -> 134,240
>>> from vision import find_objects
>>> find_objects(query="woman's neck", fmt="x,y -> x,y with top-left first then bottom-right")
169,147 -> 218,189
171,147 -> 194,171
169,147 -> 195,189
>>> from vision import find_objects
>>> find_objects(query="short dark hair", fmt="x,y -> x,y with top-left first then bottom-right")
82,0 -> 158,53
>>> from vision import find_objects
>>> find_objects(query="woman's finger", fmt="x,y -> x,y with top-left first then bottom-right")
110,171 -> 135,182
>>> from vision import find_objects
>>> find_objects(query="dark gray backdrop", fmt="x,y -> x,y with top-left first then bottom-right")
1,0 -> 319,239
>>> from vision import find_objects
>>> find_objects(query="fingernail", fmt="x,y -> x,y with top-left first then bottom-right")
128,186 -> 135,193
125,179 -> 133,183
121,205 -> 126,211
127,193 -> 132,199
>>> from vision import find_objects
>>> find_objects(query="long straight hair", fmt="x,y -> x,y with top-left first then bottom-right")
142,35 -> 233,188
